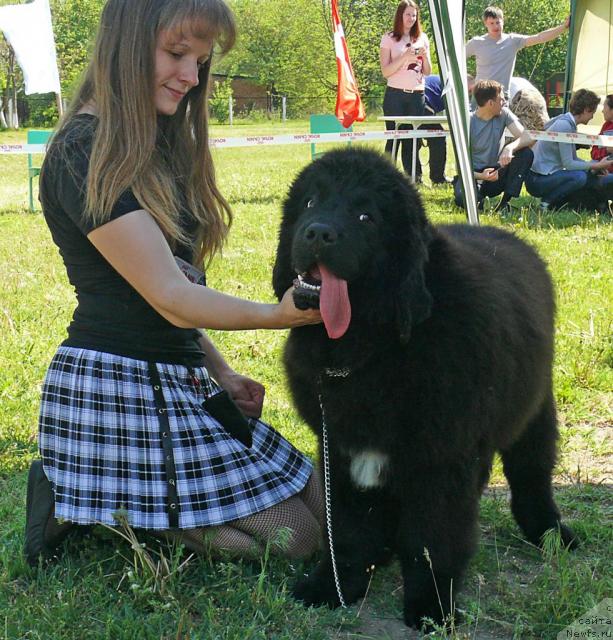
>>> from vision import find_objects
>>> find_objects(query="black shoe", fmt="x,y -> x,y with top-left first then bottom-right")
431,176 -> 453,185
24,460 -> 72,566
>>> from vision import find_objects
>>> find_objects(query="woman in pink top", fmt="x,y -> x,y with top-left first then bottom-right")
380,0 -> 432,179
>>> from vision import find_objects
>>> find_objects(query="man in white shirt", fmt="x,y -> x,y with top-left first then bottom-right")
466,6 -> 569,98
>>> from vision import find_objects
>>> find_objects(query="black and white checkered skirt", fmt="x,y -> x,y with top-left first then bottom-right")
39,347 -> 313,530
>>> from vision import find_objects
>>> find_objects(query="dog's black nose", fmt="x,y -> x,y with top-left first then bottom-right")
304,222 -> 338,247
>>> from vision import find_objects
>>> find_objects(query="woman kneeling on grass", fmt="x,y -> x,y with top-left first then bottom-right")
25,0 -> 323,566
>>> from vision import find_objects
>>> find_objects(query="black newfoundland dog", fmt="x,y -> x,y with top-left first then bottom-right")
272,148 -> 576,628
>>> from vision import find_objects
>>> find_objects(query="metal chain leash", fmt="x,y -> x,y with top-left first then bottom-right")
319,390 -> 347,608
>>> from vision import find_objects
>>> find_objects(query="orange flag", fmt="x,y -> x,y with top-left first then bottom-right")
332,0 -> 365,128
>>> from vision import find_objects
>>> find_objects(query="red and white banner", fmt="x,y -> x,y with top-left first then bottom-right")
332,0 -> 365,128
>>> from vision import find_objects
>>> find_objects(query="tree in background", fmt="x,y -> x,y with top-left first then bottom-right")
50,0 -> 104,96
1,0 -> 569,128
223,0 -> 336,116
223,0 -> 429,116
0,0 -> 103,127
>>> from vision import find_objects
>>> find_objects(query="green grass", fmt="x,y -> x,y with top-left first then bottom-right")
0,123 -> 611,639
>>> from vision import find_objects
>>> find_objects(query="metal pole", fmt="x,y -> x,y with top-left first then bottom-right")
229,95 -> 233,126
55,92 -> 64,117
282,95 -> 287,122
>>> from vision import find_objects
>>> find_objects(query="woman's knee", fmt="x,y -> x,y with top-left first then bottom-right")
280,509 -> 320,559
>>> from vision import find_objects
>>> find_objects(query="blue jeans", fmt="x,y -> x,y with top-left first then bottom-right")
454,148 -> 534,207
525,170 -> 588,206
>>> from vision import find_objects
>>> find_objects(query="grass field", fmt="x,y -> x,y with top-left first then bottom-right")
0,122 -> 611,639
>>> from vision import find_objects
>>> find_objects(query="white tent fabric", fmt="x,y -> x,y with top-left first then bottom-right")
0,0 -> 60,95
567,0 -> 613,130
427,0 -> 479,225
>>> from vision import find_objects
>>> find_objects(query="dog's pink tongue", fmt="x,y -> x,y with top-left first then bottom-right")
318,264 -> 351,339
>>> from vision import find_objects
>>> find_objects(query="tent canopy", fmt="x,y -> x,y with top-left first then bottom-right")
566,0 -> 613,129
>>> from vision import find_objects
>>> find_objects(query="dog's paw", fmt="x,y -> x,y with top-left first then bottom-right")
292,573 -> 341,608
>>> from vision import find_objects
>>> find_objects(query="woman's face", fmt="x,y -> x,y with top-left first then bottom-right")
154,28 -> 213,116
603,101 -> 613,123
402,6 -> 417,33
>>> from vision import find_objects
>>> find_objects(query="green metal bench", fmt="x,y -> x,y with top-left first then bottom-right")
309,114 -> 352,160
27,130 -> 52,212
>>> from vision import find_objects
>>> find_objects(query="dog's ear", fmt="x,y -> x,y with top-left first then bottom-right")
395,267 -> 432,343
272,239 -> 293,301
392,203 -> 433,343
272,199 -> 298,300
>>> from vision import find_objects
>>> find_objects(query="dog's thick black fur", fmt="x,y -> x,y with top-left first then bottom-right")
272,148 -> 577,629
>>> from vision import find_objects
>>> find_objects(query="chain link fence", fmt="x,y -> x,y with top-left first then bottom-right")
2,92 -> 387,129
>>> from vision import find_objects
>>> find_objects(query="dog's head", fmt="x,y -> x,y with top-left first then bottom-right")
273,147 -> 433,342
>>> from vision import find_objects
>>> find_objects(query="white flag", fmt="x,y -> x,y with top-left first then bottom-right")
0,0 -> 61,95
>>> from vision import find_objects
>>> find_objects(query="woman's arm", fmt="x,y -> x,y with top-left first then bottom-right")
87,209 -> 321,330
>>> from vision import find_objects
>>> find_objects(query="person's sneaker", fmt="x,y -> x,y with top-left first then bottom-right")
24,460 -> 72,566
539,201 -> 550,211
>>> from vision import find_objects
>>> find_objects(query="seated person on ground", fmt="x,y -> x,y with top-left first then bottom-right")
526,89 -> 613,211
590,93 -> 613,174
454,79 -> 534,213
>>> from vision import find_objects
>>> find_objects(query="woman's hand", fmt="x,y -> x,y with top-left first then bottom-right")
402,46 -> 420,65
216,370 -> 265,418
275,286 -> 322,328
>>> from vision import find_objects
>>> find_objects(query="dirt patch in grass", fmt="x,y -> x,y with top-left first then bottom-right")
329,599 -> 512,639
557,421 -> 613,485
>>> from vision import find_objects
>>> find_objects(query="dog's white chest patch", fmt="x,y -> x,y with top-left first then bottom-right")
349,450 -> 389,489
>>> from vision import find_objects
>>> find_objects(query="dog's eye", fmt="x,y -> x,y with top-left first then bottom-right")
359,213 -> 372,223
306,199 -> 315,209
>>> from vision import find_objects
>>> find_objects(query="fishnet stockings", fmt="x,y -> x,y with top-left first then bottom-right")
170,471 -> 324,560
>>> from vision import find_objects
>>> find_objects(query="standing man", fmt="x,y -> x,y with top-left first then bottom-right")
454,80 -> 534,213
416,74 -> 453,185
466,6 -> 569,98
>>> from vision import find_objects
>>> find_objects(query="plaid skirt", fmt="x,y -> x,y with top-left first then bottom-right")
39,347 -> 313,530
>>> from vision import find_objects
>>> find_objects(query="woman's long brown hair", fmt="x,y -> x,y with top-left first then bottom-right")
54,0 -> 236,266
